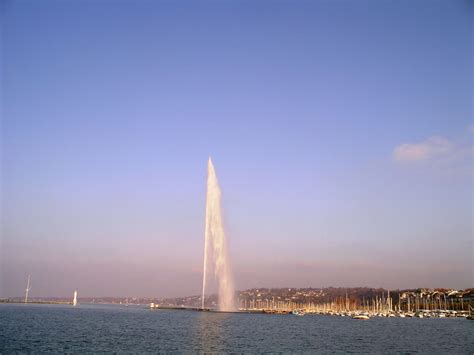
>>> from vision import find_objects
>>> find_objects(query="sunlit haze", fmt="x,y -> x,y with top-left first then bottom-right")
1,0 -> 472,298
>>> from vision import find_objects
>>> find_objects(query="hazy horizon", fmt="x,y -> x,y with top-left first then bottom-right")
1,0 -> 473,298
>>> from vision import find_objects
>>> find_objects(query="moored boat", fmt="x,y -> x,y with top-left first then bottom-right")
352,314 -> 370,320
467,306 -> 474,320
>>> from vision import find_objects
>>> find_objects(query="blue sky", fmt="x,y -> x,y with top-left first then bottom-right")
1,0 -> 472,297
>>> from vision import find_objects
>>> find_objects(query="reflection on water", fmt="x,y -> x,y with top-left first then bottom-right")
196,312 -> 231,352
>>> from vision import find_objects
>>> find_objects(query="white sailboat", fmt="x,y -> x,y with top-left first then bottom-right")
73,290 -> 78,307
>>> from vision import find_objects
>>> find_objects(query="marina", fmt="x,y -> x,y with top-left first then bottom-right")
233,288 -> 474,319
148,303 -> 473,319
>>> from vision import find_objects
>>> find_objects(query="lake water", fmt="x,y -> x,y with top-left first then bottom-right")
1,303 -> 473,353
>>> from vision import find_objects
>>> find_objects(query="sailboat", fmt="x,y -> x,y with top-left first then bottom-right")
73,290 -> 78,307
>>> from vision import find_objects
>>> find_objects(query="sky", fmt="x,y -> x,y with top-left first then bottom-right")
1,0 -> 472,298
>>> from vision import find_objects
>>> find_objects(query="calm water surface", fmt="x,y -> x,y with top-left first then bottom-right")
1,303 -> 473,353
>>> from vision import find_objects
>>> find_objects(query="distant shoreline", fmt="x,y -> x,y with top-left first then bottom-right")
0,300 -> 72,305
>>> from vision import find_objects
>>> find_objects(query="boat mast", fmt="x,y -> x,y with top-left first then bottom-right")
24,275 -> 31,303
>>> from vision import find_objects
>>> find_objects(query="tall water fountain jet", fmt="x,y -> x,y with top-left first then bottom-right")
201,157 -> 235,311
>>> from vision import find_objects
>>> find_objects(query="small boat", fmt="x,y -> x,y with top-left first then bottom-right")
292,310 -> 305,316
352,314 -> 370,320
467,306 -> 474,321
